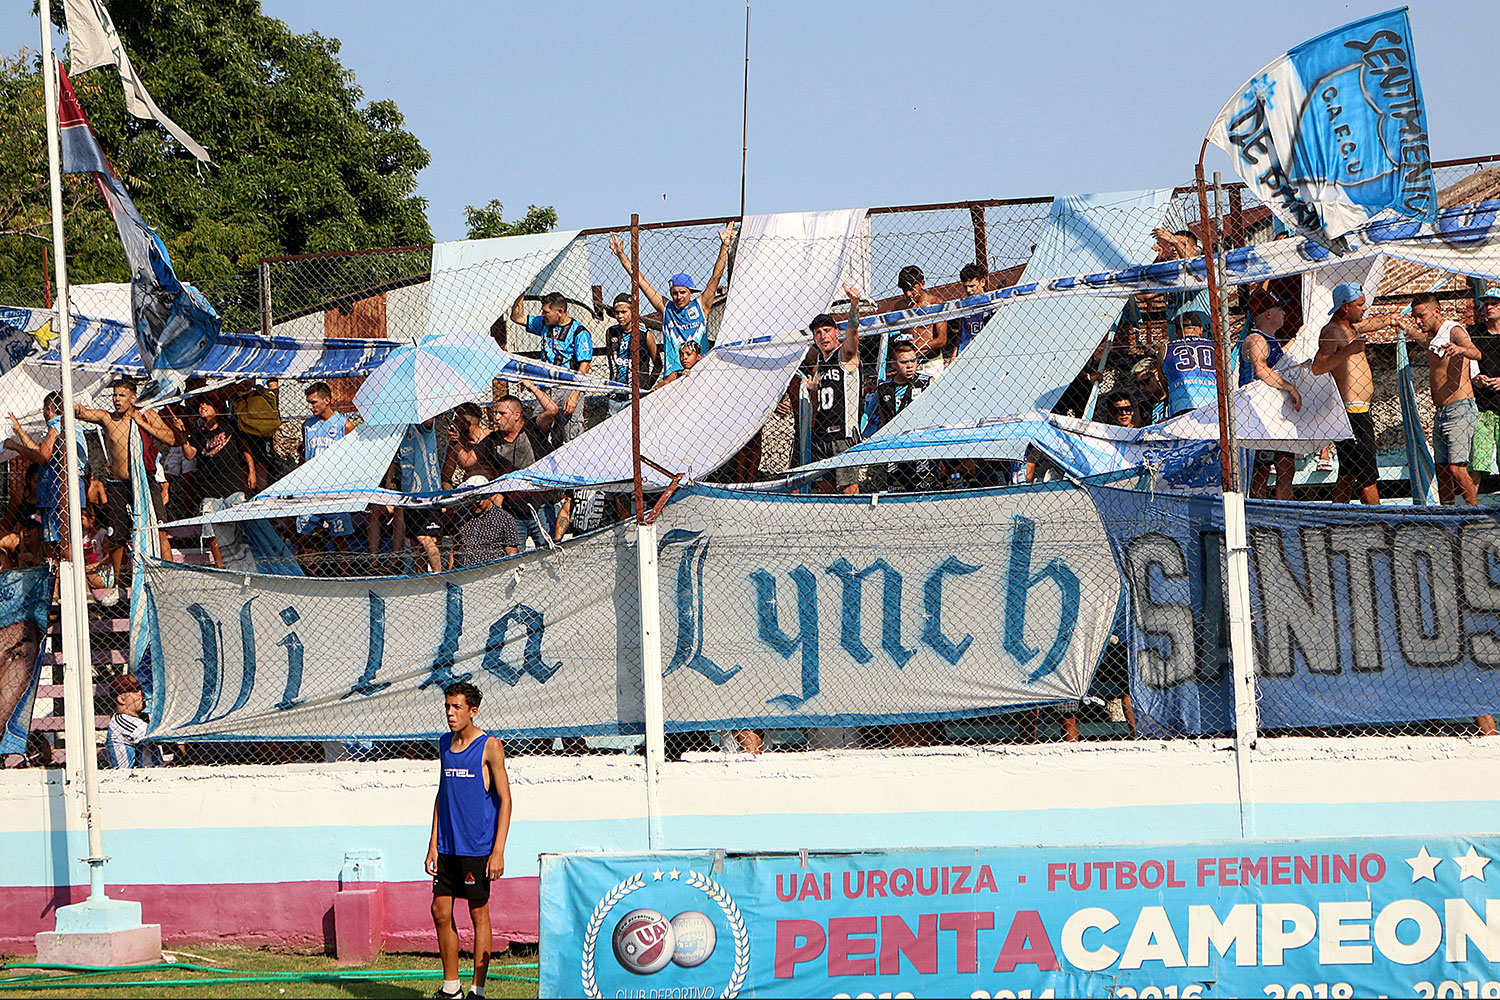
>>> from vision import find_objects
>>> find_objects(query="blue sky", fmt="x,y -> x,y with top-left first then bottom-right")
6,0 -> 1500,242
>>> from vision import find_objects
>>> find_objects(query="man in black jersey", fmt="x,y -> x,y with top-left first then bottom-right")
803,284 -> 865,494
865,339 -> 933,491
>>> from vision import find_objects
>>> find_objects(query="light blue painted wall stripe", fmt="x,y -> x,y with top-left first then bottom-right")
6,799 -> 1498,889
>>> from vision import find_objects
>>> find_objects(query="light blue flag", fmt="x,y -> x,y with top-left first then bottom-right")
1396,330 -> 1438,504
1208,8 -> 1437,248
58,63 -> 220,374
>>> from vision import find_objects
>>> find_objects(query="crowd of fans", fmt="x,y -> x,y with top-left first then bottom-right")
8,223 -> 1500,766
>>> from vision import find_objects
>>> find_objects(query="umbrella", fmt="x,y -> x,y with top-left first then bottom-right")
352,330 -> 619,425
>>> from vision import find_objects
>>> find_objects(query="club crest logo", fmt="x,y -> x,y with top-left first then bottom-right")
582,868 -> 748,998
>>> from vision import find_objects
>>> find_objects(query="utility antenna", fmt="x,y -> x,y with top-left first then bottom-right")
739,0 -> 751,217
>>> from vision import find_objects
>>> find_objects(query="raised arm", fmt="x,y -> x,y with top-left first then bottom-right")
73,403 -> 108,426
841,284 -> 862,365
698,223 -> 738,313
6,414 -> 50,464
609,234 -> 665,313
519,379 -> 558,435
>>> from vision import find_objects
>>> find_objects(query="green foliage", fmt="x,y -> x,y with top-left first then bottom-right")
464,199 -> 558,240
1,0 -> 434,322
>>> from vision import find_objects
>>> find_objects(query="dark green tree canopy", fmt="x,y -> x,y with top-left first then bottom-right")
463,200 -> 558,240
2,0 -> 433,315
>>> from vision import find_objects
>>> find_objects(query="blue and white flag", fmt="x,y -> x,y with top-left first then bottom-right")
57,62 -> 219,374
1208,9 -> 1436,248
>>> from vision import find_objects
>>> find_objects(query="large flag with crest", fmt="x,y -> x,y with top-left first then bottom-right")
56,61 -> 219,374
1208,8 -> 1437,249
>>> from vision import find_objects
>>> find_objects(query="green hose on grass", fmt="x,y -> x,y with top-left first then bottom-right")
0,960 -> 539,990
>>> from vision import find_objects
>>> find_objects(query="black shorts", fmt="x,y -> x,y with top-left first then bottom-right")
1339,410 -> 1379,488
103,479 -> 165,540
432,853 -> 491,902
409,506 -> 444,539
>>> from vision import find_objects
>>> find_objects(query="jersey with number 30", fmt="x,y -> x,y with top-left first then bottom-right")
1162,336 -> 1219,416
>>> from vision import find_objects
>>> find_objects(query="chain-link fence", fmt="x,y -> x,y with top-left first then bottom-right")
7,155 -> 1500,775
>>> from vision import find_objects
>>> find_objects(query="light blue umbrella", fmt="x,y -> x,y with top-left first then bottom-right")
353,330 -> 619,425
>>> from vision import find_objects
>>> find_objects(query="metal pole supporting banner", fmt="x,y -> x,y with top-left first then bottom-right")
39,8 -> 106,895
1224,489 -> 1260,838
628,213 -> 666,848
1197,146 -> 1259,838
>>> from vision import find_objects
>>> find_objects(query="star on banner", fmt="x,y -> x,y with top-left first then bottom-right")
651,869 -> 664,881
1406,846 -> 1441,882
31,319 -> 56,350
1454,847 -> 1490,882
668,868 -> 682,881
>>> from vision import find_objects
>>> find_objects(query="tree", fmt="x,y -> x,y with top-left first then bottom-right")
1,0 -> 434,324
463,200 -> 558,240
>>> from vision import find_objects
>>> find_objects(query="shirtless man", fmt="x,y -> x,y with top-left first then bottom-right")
75,377 -> 178,566
1312,282 -> 1391,505
896,265 -> 948,377
1409,291 -> 1483,505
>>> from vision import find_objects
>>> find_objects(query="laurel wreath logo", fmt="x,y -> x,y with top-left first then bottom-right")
579,868 -> 750,998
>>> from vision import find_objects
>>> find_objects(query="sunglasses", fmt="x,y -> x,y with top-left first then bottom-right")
1112,405 -> 1133,413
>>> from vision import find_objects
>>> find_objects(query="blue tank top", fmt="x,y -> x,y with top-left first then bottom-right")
661,300 -> 708,374
437,731 -> 500,856
1239,330 -> 1285,388
1161,336 -> 1219,416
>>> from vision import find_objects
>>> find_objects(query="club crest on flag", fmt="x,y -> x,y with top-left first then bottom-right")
1208,8 -> 1437,249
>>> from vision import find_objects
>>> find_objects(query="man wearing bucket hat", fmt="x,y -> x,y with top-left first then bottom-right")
609,223 -> 737,376
1313,282 -> 1386,505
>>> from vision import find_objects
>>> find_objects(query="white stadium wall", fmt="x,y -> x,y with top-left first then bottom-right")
3,737 -> 1498,953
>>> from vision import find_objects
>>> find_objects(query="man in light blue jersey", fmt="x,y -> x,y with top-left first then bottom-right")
609,223 -> 737,376
508,291 -> 593,446
297,381 -> 357,571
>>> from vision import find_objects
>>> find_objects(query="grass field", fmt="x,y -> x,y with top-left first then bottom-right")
0,944 -> 540,998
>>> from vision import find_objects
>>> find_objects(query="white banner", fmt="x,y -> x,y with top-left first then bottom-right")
143,487 -> 1122,739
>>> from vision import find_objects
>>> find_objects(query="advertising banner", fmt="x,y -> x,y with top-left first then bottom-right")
540,836 -> 1500,998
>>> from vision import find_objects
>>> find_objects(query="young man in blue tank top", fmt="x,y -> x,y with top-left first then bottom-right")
609,223 -> 737,375
427,681 -> 512,1000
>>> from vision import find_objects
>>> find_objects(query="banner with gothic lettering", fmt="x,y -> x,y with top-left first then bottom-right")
140,485 -> 1121,740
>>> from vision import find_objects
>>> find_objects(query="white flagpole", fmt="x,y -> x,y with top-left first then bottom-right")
40,0 -> 108,900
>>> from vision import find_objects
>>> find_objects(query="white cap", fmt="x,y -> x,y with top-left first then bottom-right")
461,474 -> 489,489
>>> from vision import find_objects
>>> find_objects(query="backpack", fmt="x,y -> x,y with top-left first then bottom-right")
232,387 -> 281,438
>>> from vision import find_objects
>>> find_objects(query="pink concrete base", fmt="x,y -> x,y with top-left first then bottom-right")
35,924 -> 161,967
333,888 -> 385,965
0,878 -> 538,954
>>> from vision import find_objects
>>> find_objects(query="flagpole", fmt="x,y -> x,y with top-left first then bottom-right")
1197,140 -> 1258,837
39,0 -> 111,898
